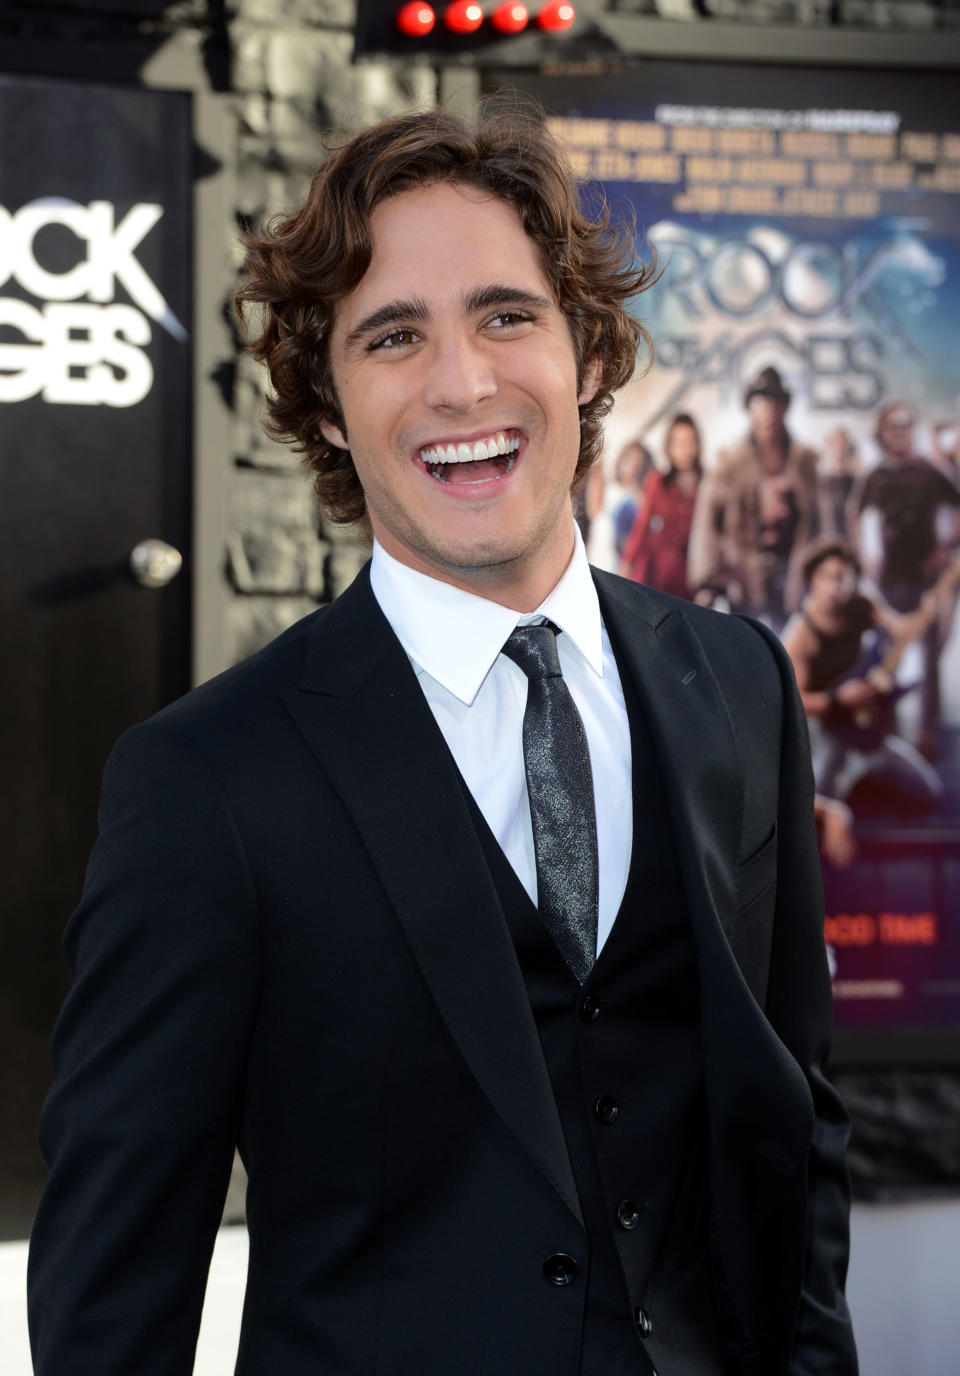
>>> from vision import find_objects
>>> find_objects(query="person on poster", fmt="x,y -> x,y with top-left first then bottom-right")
850,401 -> 960,760
782,538 -> 943,815
818,426 -> 862,540
619,412 -> 702,600
932,418 -> 960,484
813,794 -> 858,869
609,437 -> 653,559
687,365 -> 822,630
28,108 -> 856,1376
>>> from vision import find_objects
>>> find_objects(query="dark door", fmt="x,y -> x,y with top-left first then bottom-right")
0,75 -> 192,1238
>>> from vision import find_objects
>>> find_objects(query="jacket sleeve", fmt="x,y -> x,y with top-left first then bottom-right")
27,718 -> 261,1375
750,620 -> 858,1376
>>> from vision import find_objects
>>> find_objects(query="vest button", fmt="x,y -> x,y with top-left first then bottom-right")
542,1252 -> 578,1286
616,1199 -> 640,1230
594,1094 -> 619,1124
579,994 -> 601,1022
635,1306 -> 653,1337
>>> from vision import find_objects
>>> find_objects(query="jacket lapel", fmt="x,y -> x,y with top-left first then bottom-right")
594,571 -> 744,953
595,575 -> 813,1306
594,573 -> 808,1119
280,568 -> 583,1228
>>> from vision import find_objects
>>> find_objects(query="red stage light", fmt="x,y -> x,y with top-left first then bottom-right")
537,0 -> 575,29
396,0 -> 436,35
444,0 -> 484,32
490,1 -> 529,32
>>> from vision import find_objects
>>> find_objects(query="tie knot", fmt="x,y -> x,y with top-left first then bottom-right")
502,622 -> 562,680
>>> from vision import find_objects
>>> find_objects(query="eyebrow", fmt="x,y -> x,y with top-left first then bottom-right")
343,297 -> 430,352
342,284 -> 554,353
463,284 -> 554,316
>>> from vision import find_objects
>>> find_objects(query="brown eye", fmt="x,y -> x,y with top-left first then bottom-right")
372,328 -> 419,351
485,312 -> 531,330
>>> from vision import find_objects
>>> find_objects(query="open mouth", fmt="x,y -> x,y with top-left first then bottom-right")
419,430 -> 521,486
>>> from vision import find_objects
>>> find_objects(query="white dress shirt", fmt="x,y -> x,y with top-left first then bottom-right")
370,528 -> 633,956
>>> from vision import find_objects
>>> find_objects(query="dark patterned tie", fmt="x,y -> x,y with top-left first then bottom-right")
502,621 -> 599,984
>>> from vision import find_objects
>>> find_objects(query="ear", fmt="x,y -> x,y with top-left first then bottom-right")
578,356 -> 603,407
319,417 -> 349,450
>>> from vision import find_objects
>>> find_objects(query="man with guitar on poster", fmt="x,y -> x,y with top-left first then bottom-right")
783,538 -> 955,826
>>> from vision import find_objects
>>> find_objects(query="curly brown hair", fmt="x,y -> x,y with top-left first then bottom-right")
236,104 -> 655,527
799,536 -> 861,588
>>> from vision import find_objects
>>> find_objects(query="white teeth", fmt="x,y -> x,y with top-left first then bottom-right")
420,432 -> 520,465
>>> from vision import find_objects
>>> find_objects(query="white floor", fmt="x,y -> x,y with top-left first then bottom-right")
846,1197 -> 960,1375
4,1200 -> 958,1373
1,1226 -> 248,1376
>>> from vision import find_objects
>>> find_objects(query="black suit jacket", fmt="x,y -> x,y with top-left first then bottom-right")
28,567 -> 856,1375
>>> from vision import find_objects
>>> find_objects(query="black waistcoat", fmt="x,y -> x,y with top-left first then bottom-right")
462,644 -> 728,1376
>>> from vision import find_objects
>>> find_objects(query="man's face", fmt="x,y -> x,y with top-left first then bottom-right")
878,407 -> 915,460
809,555 -> 857,611
321,181 -> 598,606
748,394 -> 787,444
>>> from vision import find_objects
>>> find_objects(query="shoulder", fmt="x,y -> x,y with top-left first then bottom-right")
857,466 -> 883,505
593,567 -> 779,661
155,603 -> 330,736
114,562 -> 384,769
789,439 -> 819,467
101,604 -> 331,794
861,462 -> 892,492
642,467 -> 664,494
594,572 -> 791,742
918,457 -> 960,500
710,439 -> 748,476
592,565 -> 684,626
729,615 -> 800,708
782,609 -> 815,655
851,592 -> 877,627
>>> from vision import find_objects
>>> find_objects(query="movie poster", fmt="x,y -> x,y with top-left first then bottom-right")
510,61 -> 960,1043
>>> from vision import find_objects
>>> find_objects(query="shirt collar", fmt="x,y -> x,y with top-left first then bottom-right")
370,526 -> 604,706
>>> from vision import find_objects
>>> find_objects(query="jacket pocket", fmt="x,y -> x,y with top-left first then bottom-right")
736,822 -> 777,916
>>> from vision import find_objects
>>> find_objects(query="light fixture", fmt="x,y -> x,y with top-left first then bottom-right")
490,1 -> 529,33
444,0 -> 484,32
396,1 -> 436,34
537,0 -> 575,30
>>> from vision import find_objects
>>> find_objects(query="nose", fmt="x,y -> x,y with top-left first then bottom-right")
422,331 -> 498,413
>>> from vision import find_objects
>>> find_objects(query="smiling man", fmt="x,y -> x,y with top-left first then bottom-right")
319,181 -> 598,608
29,109 -> 857,1376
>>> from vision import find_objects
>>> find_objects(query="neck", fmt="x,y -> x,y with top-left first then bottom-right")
435,550 -> 573,612
375,527 -> 577,614
756,432 -> 787,465
804,594 -> 849,624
